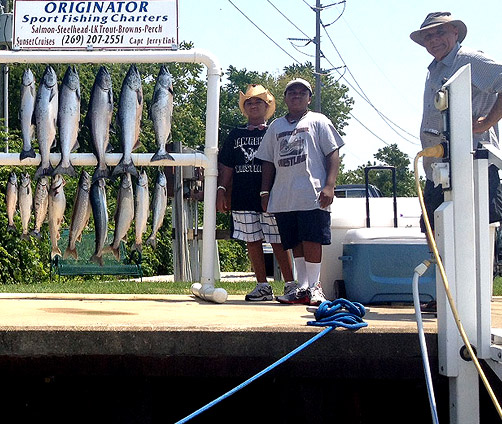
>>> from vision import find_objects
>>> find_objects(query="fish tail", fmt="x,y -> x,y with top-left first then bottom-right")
90,254 -> 104,267
20,232 -> 30,241
107,244 -> 121,262
7,224 -> 16,232
30,229 -> 42,240
63,246 -> 78,260
111,158 -> 138,179
92,166 -> 110,183
145,235 -> 157,249
34,164 -> 54,180
131,243 -> 143,254
151,150 -> 175,162
53,162 -> 77,178
20,148 -> 36,161
51,246 -> 62,259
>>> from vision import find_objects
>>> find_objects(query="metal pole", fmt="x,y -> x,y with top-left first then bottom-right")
314,0 -> 321,112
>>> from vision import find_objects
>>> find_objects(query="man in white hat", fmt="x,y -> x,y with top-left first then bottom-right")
412,12 -> 502,311
412,12 -> 502,232
256,78 -> 344,306
217,84 -> 295,301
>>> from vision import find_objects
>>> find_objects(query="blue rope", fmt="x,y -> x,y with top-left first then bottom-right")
307,298 -> 368,330
175,298 -> 367,423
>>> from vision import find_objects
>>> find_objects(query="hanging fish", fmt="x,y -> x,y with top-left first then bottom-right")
108,172 -> 134,261
18,172 -> 33,240
111,64 -> 142,179
19,68 -> 36,161
6,172 -> 18,232
150,65 -> 175,162
85,66 -> 113,182
54,65 -> 80,177
132,169 -> 149,253
64,170 -> 92,260
31,176 -> 50,240
90,178 -> 108,266
146,169 -> 167,249
48,174 -> 66,258
34,66 -> 58,180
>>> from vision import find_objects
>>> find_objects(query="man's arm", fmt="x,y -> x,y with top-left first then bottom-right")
260,160 -> 276,212
473,94 -> 502,134
319,149 -> 340,209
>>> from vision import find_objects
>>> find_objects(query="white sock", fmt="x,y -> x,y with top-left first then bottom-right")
294,257 -> 308,289
305,261 -> 321,288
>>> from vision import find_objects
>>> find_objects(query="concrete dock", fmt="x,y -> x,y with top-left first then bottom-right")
0,291 -> 501,423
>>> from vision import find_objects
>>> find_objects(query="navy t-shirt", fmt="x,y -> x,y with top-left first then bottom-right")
218,126 -> 266,212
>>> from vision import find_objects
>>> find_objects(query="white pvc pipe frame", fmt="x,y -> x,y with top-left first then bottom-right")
0,49 -> 228,304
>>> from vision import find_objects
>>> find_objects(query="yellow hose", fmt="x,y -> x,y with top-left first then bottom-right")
414,148 -> 502,420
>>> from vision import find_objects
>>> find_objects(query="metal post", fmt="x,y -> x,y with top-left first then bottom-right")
314,0 -> 321,112
436,64 -> 479,423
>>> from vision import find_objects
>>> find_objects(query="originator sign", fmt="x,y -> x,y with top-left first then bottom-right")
13,0 -> 178,50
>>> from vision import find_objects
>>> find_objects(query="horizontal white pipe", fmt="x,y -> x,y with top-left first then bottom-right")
0,49 -> 221,74
191,283 -> 227,304
0,152 -> 208,168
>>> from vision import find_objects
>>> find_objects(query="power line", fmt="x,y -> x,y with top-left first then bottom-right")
227,0 -> 301,65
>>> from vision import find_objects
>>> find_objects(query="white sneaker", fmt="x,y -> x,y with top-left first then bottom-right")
308,282 -> 327,306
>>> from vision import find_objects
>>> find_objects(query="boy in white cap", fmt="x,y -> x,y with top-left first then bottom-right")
217,84 -> 295,301
256,78 -> 344,306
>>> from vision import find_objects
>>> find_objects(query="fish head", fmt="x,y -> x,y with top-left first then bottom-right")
157,170 -> 167,187
124,64 -> 142,91
121,172 -> 133,189
138,170 -> 148,187
22,68 -> 35,87
79,170 -> 92,191
38,176 -> 50,188
8,172 -> 17,186
62,65 -> 80,91
96,66 -> 112,91
20,172 -> 31,187
42,66 -> 58,89
157,65 -> 174,91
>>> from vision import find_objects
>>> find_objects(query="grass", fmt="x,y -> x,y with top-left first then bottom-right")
0,277 -> 287,296
1,276 -> 501,296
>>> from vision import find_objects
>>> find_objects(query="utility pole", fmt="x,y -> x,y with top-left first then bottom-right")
314,0 -> 321,112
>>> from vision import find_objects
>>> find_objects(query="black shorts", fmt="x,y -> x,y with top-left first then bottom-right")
274,209 -> 331,250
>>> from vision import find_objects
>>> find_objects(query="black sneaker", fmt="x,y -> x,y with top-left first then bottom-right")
276,287 -> 310,304
245,284 -> 273,301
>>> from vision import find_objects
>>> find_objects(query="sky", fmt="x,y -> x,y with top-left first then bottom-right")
177,0 -> 502,170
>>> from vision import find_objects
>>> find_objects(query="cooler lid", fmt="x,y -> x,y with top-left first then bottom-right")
343,227 -> 427,245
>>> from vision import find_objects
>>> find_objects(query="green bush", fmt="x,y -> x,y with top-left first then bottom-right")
217,240 -> 250,272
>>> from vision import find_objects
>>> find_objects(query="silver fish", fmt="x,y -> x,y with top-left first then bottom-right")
111,64 -> 142,179
18,173 -> 33,240
64,170 -> 92,260
19,68 -> 36,161
90,178 -> 108,266
34,66 -> 58,180
109,172 -> 134,261
48,174 -> 66,258
31,176 -> 50,239
146,170 -> 167,249
6,172 -> 18,232
132,170 -> 149,252
54,65 -> 80,178
86,66 -> 113,182
150,65 -> 175,162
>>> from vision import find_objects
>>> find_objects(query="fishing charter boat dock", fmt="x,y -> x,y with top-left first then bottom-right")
0,284 -> 502,422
